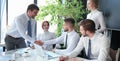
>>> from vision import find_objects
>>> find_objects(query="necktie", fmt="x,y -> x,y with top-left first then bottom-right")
27,20 -> 32,47
64,34 -> 68,49
35,22 -> 37,40
27,20 -> 32,36
87,39 -> 91,59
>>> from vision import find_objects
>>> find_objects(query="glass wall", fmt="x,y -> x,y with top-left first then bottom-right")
8,0 -> 34,25
0,0 -> 34,42
1,0 -> 57,42
37,0 -> 57,35
1,0 -> 6,42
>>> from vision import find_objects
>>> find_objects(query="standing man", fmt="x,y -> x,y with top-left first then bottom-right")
60,19 -> 111,61
5,4 -> 39,51
36,18 -> 80,55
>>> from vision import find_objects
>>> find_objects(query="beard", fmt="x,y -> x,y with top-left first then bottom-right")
83,33 -> 88,37
83,35 -> 87,37
64,29 -> 68,32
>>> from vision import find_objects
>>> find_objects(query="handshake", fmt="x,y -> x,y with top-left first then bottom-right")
29,40 -> 43,49
34,40 -> 44,46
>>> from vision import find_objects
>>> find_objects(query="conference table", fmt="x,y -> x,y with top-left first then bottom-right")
0,47 -> 60,61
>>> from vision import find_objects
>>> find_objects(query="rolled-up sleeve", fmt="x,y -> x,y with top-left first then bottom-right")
55,34 -> 80,54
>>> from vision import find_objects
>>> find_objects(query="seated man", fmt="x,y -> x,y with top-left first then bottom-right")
60,19 -> 111,61
35,18 -> 80,55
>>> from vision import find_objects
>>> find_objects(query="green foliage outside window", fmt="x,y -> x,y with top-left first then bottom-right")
36,0 -> 87,36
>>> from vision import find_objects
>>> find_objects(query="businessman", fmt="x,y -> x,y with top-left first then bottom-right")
59,19 -> 111,61
5,4 -> 39,50
35,18 -> 80,55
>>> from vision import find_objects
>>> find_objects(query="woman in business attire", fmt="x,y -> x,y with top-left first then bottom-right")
37,21 -> 56,51
87,0 -> 106,33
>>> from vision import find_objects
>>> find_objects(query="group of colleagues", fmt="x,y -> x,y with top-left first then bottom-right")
4,0 -> 112,61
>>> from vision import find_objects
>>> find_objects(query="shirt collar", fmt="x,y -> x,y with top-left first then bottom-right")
90,32 -> 98,41
25,13 -> 34,21
44,31 -> 49,33
91,9 -> 98,14
25,13 -> 30,21
67,29 -> 75,36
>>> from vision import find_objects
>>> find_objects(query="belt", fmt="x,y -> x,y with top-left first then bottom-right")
6,35 -> 23,39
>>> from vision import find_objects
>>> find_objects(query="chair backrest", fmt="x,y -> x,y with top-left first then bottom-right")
110,48 -> 117,61
116,48 -> 120,61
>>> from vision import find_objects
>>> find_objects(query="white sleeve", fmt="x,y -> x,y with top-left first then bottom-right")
15,18 -> 35,43
55,34 -> 80,54
97,12 -> 106,33
96,36 -> 110,61
67,36 -> 84,58
52,33 -> 56,39
43,33 -> 64,45
83,36 -> 110,61
37,34 -> 41,40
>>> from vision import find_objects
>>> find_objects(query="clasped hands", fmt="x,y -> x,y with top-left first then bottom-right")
34,40 -> 43,45
29,40 -> 43,49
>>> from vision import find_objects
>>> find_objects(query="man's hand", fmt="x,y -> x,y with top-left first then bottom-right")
30,45 -> 35,49
59,56 -> 69,61
34,40 -> 43,45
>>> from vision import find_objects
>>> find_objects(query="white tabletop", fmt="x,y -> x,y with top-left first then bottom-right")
0,48 -> 59,61
0,41 -> 5,47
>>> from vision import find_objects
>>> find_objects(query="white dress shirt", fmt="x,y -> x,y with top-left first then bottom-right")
37,31 -> 56,51
67,32 -> 111,61
7,13 -> 36,43
43,30 -> 80,55
87,9 -> 106,33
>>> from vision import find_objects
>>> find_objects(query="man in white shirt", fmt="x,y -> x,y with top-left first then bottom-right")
35,18 -> 80,55
5,4 -> 39,51
59,19 -> 111,61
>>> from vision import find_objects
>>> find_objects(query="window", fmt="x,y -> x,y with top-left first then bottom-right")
0,0 -> 34,42
1,0 -> 57,42
8,0 -> 34,25
37,0 -> 57,34
1,0 -> 7,42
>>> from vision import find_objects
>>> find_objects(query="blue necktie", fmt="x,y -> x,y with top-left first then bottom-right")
87,39 -> 91,59
35,22 -> 37,40
27,20 -> 32,37
27,20 -> 32,47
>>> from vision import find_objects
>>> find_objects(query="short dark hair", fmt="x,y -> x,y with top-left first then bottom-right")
64,18 -> 75,26
78,19 -> 96,32
27,4 -> 39,12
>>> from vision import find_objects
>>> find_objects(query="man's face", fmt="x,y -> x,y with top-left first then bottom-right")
80,26 -> 88,37
63,22 -> 69,32
29,9 -> 39,18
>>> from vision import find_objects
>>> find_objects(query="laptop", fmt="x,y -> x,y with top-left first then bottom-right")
34,44 -> 61,60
